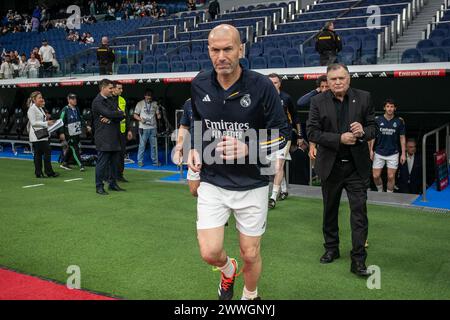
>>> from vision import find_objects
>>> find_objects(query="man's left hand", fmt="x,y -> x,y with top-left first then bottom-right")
127,131 -> 133,141
100,117 -> 110,124
350,122 -> 364,138
216,136 -> 249,160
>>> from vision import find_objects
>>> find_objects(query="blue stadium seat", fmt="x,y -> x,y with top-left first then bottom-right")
171,61 -> 185,72
268,56 -> 286,68
360,53 -> 377,65
250,56 -> 267,69
200,60 -> 213,71
170,55 -> 182,63
240,57 -> 249,69
304,54 -> 320,67
129,64 -> 142,74
421,48 -> 447,62
401,49 -> 423,63
185,61 -> 200,72
286,55 -> 304,67
117,64 -> 129,74
156,62 -> 170,73
417,39 -> 434,49
143,63 -> 156,73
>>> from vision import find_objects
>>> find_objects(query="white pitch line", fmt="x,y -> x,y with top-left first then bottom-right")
64,178 -> 84,182
22,184 -> 44,189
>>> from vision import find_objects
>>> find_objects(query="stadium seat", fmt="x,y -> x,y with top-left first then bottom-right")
185,61 -> 200,72
286,55 -> 304,67
200,60 -> 213,71
250,56 -> 267,69
421,48 -> 447,62
117,64 -> 129,74
417,39 -> 434,49
171,61 -> 185,72
239,57 -> 249,69
143,63 -> 155,73
129,64 -> 142,74
401,49 -> 423,63
156,62 -> 170,73
268,56 -> 286,68
304,54 -> 320,67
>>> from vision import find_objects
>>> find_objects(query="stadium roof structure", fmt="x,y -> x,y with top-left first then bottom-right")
0,62 -> 449,88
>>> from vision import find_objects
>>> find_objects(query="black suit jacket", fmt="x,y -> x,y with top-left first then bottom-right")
397,153 -> 422,194
91,93 -> 125,152
306,88 -> 376,181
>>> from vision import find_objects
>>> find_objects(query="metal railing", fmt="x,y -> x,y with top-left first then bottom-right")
422,122 -> 450,201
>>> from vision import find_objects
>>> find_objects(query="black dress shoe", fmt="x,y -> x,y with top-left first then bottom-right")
320,250 -> 340,264
117,176 -> 129,183
351,261 -> 371,277
109,185 -> 126,191
47,172 -> 60,178
96,189 -> 109,195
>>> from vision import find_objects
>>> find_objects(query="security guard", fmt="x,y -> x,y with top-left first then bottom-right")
97,36 -> 115,75
315,21 -> 342,66
111,82 -> 133,182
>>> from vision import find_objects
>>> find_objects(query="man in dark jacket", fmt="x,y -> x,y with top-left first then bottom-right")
315,22 -> 342,66
92,79 -> 125,195
397,138 -> 422,194
307,63 -> 376,277
97,37 -> 115,75
208,0 -> 220,21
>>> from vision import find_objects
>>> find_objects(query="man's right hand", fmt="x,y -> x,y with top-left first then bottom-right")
47,120 -> 55,126
187,149 -> 202,173
309,145 -> 317,160
173,145 -> 183,166
340,132 -> 357,145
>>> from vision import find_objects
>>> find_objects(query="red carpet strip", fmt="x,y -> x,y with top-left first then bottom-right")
0,268 -> 116,300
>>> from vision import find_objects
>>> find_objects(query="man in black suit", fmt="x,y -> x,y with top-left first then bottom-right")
92,79 -> 126,195
397,138 -> 422,194
306,63 -> 376,277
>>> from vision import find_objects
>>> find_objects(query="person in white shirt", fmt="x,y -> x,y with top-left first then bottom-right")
85,32 -> 94,44
39,39 -> 56,77
0,55 -> 15,79
27,53 -> 41,78
18,54 -> 28,77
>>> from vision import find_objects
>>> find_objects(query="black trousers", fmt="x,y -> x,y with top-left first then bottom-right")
32,140 -> 55,177
319,51 -> 338,66
96,150 -> 120,189
321,160 -> 369,262
99,64 -> 113,75
118,133 -> 126,177
42,62 -> 53,77
63,137 -> 82,167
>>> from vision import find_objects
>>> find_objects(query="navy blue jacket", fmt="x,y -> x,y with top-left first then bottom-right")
191,68 -> 289,191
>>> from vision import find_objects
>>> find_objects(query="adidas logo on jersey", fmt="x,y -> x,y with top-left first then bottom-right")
202,94 -> 211,102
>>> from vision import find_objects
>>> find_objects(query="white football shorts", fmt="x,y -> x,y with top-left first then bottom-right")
373,152 -> 399,169
196,182 -> 269,237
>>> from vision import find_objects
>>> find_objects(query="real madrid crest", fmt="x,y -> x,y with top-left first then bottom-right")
393,122 -> 397,128
240,94 -> 251,108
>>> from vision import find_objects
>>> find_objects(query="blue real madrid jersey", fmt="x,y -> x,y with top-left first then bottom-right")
374,115 -> 405,156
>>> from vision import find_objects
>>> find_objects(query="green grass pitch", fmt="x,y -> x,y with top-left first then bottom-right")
0,158 -> 449,299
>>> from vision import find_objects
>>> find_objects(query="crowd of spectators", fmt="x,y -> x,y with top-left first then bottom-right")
0,40 -> 58,79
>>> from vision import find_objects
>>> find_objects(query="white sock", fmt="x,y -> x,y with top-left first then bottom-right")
218,257 -> 235,278
281,177 -> 287,192
271,185 -> 280,200
241,286 -> 258,300
376,184 -> 383,192
386,189 -> 394,193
